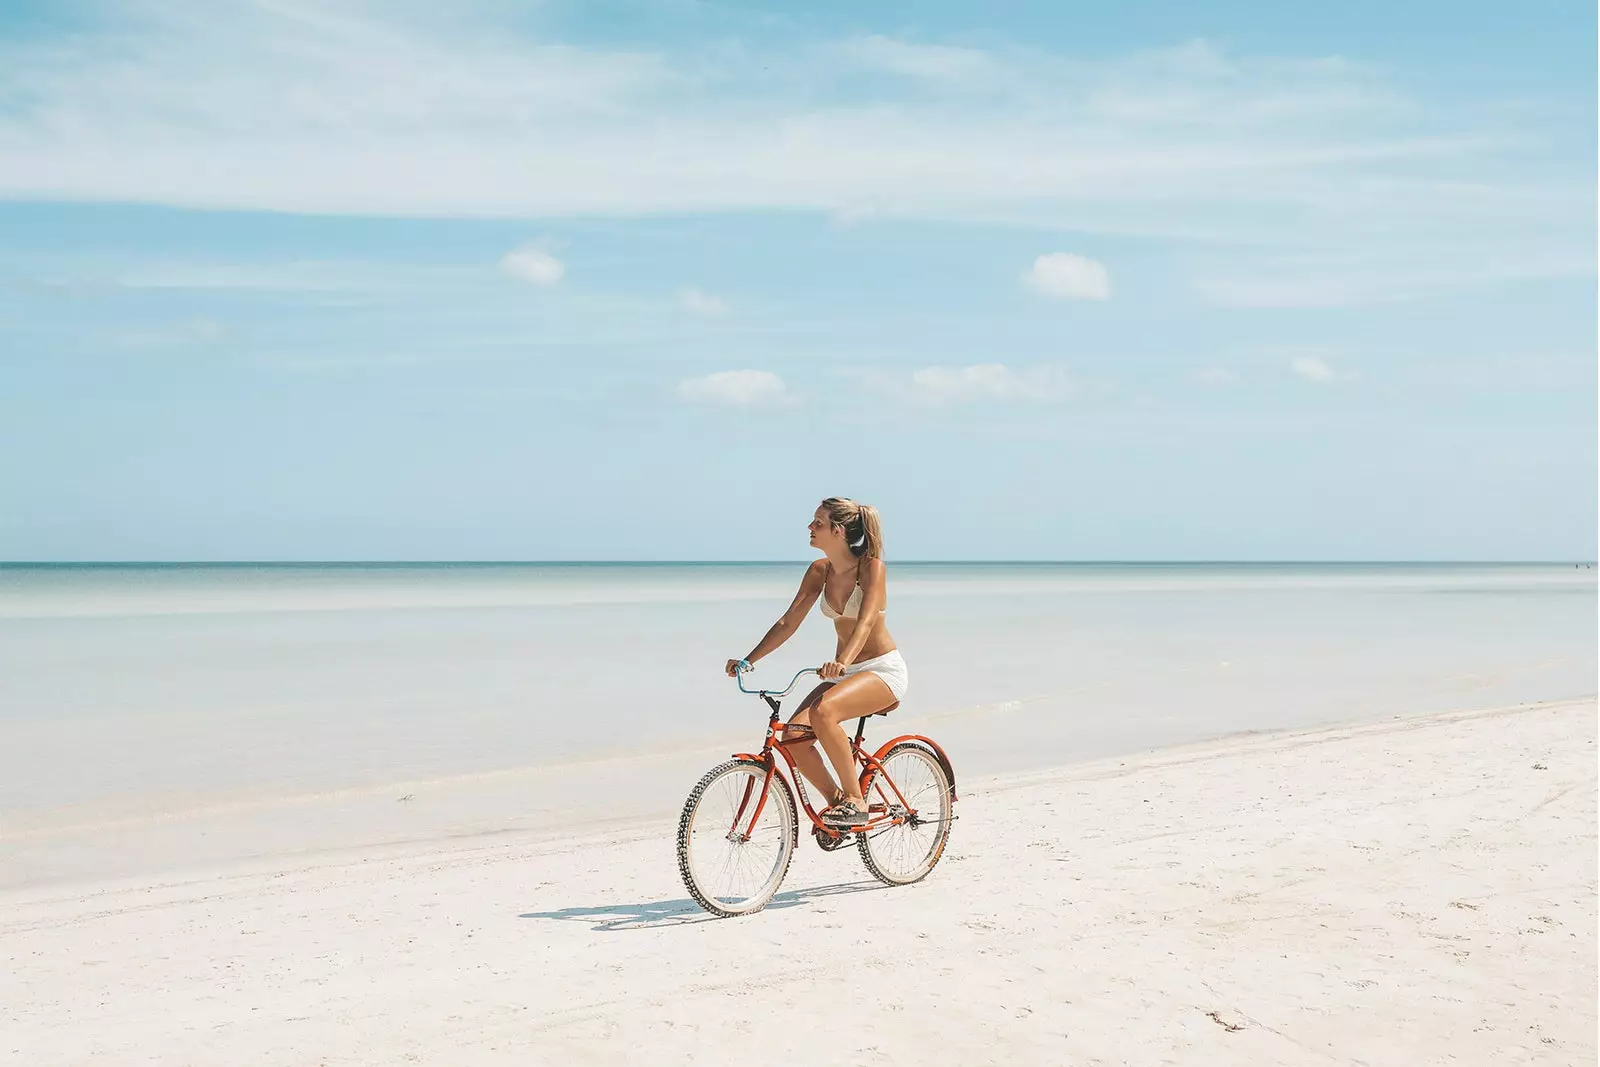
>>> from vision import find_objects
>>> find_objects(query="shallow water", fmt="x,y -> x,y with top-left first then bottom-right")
1,562 -> 1593,885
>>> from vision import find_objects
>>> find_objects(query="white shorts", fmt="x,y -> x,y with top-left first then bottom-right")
840,649 -> 909,703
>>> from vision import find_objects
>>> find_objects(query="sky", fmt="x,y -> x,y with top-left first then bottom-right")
0,0 -> 1594,561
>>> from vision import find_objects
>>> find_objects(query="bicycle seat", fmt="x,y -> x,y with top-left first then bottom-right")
862,701 -> 900,718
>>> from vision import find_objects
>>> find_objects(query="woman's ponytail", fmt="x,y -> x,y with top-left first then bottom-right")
855,504 -> 883,560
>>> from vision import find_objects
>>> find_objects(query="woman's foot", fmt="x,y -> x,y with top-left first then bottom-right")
821,798 -> 869,828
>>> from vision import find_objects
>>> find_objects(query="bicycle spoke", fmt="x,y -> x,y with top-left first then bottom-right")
858,745 -> 952,886
680,761 -> 795,913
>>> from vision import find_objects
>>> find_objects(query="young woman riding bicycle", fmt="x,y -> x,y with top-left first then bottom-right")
724,496 -> 908,829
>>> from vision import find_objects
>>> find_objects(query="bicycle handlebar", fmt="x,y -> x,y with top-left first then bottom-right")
734,664 -> 820,698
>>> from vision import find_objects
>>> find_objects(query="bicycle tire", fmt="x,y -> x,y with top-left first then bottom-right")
677,758 -> 798,917
857,742 -> 953,886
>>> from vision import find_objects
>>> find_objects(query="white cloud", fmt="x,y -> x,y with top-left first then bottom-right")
1194,366 -> 1237,385
500,246 -> 564,286
908,363 -> 1071,405
676,369 -> 789,406
680,288 -> 728,315
1290,356 -> 1338,382
1024,254 -> 1112,300
0,8 -> 1584,303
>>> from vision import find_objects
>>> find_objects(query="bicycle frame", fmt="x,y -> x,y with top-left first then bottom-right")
725,679 -> 958,843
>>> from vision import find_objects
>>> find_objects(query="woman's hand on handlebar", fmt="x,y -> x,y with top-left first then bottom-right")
818,660 -> 845,680
725,658 -> 752,677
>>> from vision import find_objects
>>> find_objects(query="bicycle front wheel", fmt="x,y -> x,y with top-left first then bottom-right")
677,759 -> 797,917
857,742 -> 953,886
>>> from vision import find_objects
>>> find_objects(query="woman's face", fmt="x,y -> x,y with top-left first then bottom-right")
808,507 -> 844,551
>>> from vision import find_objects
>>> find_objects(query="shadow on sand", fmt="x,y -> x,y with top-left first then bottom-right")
520,880 -> 886,931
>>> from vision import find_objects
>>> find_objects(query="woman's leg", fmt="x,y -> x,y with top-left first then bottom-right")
785,685 -> 842,806
809,672 -> 896,808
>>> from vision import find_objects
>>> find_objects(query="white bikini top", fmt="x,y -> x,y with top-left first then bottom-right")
819,565 -> 886,620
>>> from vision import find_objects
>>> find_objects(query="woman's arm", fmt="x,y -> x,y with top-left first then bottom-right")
725,559 -> 827,675
832,558 -> 887,666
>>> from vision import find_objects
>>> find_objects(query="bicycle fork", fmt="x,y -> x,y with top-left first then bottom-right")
726,763 -> 776,842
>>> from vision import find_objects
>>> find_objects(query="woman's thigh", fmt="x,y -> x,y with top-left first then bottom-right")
786,682 -> 834,729
812,672 -> 895,724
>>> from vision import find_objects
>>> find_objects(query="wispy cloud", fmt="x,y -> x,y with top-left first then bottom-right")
680,289 -> 728,316
1194,366 -> 1237,386
1194,245 -> 1594,308
1233,344 -> 1358,384
1412,351 -> 1594,391
1290,356 -> 1342,383
111,317 -> 231,351
0,5 -> 1585,303
111,260 -> 476,293
1024,253 -> 1111,300
500,246 -> 565,286
676,369 -> 790,406
901,363 -> 1072,405
835,35 -> 993,82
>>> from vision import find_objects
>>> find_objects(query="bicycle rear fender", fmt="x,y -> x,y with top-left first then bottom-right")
869,734 -> 958,802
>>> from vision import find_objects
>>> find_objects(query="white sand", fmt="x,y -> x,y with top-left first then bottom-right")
3,698 -> 1593,1066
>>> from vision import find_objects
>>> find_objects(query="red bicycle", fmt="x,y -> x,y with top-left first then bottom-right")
676,665 -> 958,917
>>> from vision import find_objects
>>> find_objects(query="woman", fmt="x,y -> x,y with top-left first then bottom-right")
725,496 -> 908,828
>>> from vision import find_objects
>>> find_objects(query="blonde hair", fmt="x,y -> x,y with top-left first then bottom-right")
820,497 -> 883,560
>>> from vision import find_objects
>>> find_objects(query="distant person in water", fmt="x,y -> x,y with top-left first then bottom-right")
725,497 -> 907,827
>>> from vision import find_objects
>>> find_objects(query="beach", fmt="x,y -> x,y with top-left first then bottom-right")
0,563 -> 1594,1064
3,697 -> 1593,1066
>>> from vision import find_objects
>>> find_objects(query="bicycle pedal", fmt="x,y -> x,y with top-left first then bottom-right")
813,827 -> 853,852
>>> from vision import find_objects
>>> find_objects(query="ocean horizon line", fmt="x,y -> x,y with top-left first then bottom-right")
2,559 -> 1593,568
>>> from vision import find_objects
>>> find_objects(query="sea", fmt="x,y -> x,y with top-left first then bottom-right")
2,561 -> 1593,886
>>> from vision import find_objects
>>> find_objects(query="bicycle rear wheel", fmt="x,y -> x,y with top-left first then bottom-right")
677,759 -> 797,917
857,742 -> 953,886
